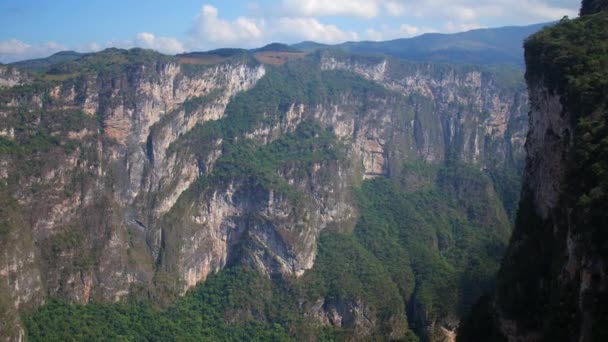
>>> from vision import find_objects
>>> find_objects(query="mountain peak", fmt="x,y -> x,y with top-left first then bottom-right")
254,42 -> 301,53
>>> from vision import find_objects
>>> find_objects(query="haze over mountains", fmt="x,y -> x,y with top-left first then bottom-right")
295,22 -> 553,65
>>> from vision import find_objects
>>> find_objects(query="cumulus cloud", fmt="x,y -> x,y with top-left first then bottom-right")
379,0 -> 576,23
281,0 -> 380,18
0,39 -> 66,63
1,0 -> 579,63
104,32 -> 185,55
272,17 -> 359,43
280,0 -> 575,22
188,5 -> 264,49
0,39 -> 31,55
273,0 -> 576,45
186,5 -> 358,50
384,1 -> 406,16
135,32 -> 185,54
0,32 -> 186,63
517,0 -> 577,20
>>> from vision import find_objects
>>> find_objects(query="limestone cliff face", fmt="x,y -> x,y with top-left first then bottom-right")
519,84 -> 572,220
0,49 -> 529,341
491,78 -> 576,342
0,66 -> 29,89
320,53 -> 528,169
0,55 -> 267,340
458,8 -> 608,342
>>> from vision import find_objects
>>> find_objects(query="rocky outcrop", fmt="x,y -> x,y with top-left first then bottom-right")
0,48 -> 530,341
308,298 -> 380,336
520,84 -> 572,219
0,66 -> 28,89
321,53 -> 528,168
174,158 -> 357,292
458,6 -> 608,342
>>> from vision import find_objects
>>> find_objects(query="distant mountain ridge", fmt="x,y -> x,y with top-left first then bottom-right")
323,22 -> 554,66
254,42 -> 301,53
10,50 -> 83,72
10,22 -> 553,73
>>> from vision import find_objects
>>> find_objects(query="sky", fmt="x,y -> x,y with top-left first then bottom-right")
0,0 -> 580,63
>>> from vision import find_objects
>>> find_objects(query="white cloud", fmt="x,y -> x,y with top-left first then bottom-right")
279,0 -> 576,23
0,39 -> 66,63
384,1 -> 405,16
399,24 -> 422,36
517,0 -> 576,20
362,0 -> 577,40
1,0 -> 580,63
83,42 -> 102,52
281,0 -> 380,18
365,29 -> 384,41
186,5 -> 358,50
444,21 -> 483,33
135,32 -> 185,54
0,39 -> 31,55
378,0 -> 577,23
0,32 -> 187,63
103,32 -> 185,55
188,5 -> 264,49
454,6 -> 477,21
273,17 -> 359,43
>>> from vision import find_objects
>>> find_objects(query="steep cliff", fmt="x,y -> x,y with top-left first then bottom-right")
0,66 -> 29,89
0,47 -> 529,340
458,5 -> 608,342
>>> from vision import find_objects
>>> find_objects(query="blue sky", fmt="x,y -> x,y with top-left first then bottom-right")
0,0 -> 579,62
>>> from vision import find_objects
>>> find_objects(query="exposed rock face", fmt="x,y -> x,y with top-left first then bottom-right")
308,298 -> 383,337
321,54 -> 528,169
0,49 -> 529,341
458,7 -> 608,342
0,66 -> 28,89
521,84 -> 572,220
491,77 -> 576,342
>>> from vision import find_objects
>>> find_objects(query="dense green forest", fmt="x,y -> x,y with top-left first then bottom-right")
25,161 -> 509,341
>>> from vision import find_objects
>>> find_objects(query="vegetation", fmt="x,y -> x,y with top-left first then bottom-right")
9,51 -> 83,73
168,56 -> 395,200
455,296 -> 506,342
522,2 -> 608,277
355,164 -> 509,319
527,9 -> 608,339
335,23 -> 549,66
48,48 -> 175,75
580,0 -> 608,15
25,267 -> 294,341
23,160 -> 510,340
0,106 -> 98,179
460,6 -> 608,341
210,121 -> 343,200
7,46 -> 520,341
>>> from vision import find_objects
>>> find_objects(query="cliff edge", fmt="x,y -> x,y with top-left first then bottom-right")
458,2 -> 608,341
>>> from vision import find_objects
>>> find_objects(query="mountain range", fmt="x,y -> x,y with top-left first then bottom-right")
2,12 -> 606,341
10,21 -> 553,74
